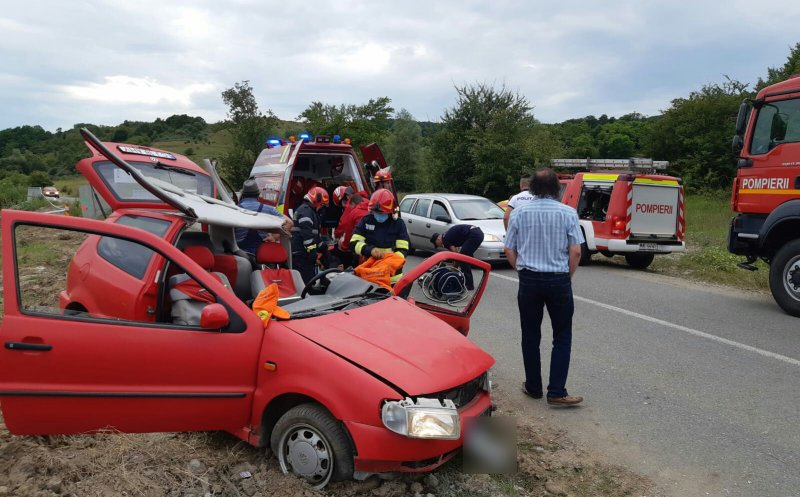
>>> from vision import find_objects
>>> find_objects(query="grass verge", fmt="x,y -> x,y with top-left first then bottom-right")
601,193 -> 770,292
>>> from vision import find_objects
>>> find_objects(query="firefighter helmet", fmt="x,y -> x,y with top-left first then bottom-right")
332,186 -> 353,206
368,188 -> 395,214
374,167 -> 392,183
304,186 -> 330,209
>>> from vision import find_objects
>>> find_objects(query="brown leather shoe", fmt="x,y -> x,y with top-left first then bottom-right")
546,395 -> 583,406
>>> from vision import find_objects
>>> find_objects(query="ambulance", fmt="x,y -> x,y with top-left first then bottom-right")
248,134 -> 393,229
553,159 -> 686,269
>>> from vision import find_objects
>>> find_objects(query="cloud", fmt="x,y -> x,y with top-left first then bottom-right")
62,76 -> 215,107
1,0 -> 799,130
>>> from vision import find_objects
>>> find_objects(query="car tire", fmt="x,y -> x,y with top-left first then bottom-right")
768,238 -> 800,317
270,403 -> 353,489
625,253 -> 654,269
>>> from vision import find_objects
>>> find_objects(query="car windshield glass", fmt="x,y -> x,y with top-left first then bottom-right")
95,161 -> 213,202
451,199 -> 504,220
287,293 -> 391,319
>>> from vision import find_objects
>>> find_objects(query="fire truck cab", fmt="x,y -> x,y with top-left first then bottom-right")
554,159 -> 686,269
729,74 -> 800,316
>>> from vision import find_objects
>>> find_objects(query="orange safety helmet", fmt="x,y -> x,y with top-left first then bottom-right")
304,186 -> 330,209
368,188 -> 395,214
374,167 -> 392,183
332,185 -> 353,206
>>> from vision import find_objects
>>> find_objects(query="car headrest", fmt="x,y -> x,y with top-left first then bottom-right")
256,242 -> 288,264
176,231 -> 214,251
183,246 -> 215,271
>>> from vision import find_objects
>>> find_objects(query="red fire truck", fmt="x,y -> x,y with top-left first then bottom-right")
729,74 -> 800,316
553,159 -> 686,269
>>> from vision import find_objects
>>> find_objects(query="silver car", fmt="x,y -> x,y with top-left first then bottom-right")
399,193 -> 507,262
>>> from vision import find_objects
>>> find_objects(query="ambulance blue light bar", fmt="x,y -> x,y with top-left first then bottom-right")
333,134 -> 341,143
267,139 -> 281,146
299,132 -> 311,142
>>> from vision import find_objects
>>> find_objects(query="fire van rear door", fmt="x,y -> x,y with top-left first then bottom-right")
629,179 -> 681,237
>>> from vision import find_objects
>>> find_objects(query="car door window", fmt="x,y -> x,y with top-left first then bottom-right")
413,198 -> 431,217
431,201 -> 449,221
12,223 -> 233,330
97,215 -> 171,279
399,197 -> 416,214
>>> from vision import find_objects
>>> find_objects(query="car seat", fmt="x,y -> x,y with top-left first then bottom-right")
176,231 -> 251,301
250,242 -> 305,303
168,246 -> 232,326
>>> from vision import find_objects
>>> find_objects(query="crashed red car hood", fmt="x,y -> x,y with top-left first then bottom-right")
282,297 -> 494,395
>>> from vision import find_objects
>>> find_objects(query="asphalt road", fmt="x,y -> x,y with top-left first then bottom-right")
408,255 -> 800,497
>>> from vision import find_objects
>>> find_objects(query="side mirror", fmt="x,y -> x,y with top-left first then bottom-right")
732,134 -> 744,153
435,215 -> 452,224
200,303 -> 229,330
734,101 -> 749,135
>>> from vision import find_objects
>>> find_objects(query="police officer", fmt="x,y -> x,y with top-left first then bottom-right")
430,224 -> 484,290
350,189 -> 410,279
291,186 -> 329,284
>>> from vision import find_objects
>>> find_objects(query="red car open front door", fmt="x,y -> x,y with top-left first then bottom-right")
393,251 -> 490,336
0,210 -> 264,436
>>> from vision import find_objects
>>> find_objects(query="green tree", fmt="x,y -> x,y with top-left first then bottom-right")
220,81 -> 279,186
298,97 -> 394,147
28,171 -> 52,187
649,77 -> 752,191
756,42 -> 800,91
384,109 -> 422,192
430,83 -> 538,199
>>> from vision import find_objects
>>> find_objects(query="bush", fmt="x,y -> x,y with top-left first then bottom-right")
184,147 -> 195,156
68,200 -> 83,217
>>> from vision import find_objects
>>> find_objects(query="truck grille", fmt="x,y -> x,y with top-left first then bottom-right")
419,372 -> 486,409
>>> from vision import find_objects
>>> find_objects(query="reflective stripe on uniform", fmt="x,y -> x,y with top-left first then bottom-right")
395,239 -> 409,250
303,238 -> 315,245
306,244 -> 317,252
298,217 -> 314,225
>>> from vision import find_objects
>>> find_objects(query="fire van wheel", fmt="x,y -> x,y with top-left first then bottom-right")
579,241 -> 591,266
625,253 -> 654,269
271,403 -> 354,489
769,239 -> 800,317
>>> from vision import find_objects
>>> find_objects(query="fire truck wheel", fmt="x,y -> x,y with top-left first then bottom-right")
625,253 -> 654,269
271,403 -> 354,489
579,241 -> 592,266
769,238 -> 800,317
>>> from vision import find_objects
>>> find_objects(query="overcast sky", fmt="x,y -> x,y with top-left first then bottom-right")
2,1 -> 798,131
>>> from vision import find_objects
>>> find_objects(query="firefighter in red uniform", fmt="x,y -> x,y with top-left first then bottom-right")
350,189 -> 409,282
291,186 -> 329,284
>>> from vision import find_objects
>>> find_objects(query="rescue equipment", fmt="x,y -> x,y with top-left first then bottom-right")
417,262 -> 469,306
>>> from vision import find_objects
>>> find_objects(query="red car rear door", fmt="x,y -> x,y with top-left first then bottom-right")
0,210 -> 264,436
393,251 -> 491,336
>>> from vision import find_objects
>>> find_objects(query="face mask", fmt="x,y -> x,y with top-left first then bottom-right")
373,213 -> 389,223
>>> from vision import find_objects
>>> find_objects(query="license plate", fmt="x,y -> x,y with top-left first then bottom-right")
638,243 -> 659,252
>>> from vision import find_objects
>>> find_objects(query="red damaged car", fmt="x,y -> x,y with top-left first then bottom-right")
0,130 -> 494,488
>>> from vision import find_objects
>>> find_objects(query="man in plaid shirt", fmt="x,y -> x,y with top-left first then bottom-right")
505,168 -> 584,406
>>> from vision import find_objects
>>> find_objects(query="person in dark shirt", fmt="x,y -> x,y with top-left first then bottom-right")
430,224 -> 484,290
236,179 -> 291,255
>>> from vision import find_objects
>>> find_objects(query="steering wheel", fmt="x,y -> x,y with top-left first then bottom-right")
300,268 -> 344,298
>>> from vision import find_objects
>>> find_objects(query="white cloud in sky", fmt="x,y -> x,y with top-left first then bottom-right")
1,0 -> 798,130
62,76 -> 215,107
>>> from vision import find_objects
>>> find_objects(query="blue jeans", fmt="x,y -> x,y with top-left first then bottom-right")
517,270 -> 574,398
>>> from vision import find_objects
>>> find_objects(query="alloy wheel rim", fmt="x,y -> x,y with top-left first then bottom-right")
783,255 -> 800,302
277,422 -> 334,489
